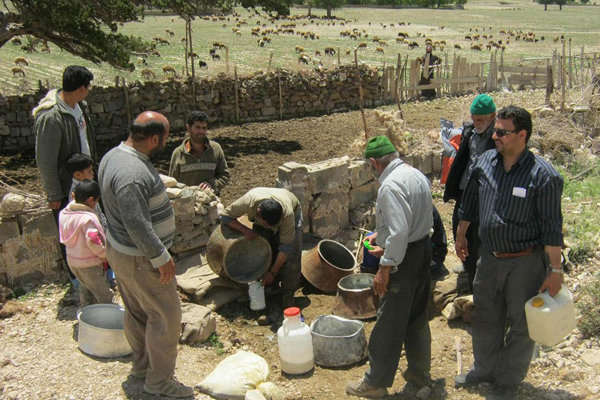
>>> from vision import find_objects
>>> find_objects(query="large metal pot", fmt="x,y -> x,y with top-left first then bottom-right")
333,273 -> 379,320
301,239 -> 356,293
310,315 -> 368,367
206,224 -> 272,283
77,304 -> 132,358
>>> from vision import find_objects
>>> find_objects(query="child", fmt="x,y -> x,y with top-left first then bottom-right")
58,180 -> 113,306
65,153 -> 116,287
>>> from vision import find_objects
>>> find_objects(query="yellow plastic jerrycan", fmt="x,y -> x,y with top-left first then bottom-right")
525,285 -> 576,347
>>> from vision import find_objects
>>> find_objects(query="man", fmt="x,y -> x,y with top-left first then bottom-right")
169,111 -> 230,194
418,44 -> 441,99
33,65 -> 95,284
443,94 -> 496,292
99,111 -> 193,398
220,187 -> 302,309
346,136 -> 433,398
455,106 -> 564,397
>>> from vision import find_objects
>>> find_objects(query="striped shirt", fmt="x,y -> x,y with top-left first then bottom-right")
458,148 -> 563,253
99,143 -> 175,268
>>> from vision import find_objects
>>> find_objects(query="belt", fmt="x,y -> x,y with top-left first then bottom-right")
491,247 -> 535,259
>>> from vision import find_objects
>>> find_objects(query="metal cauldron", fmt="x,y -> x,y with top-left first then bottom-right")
310,315 -> 368,367
77,304 -> 132,358
206,224 -> 272,283
301,239 -> 356,293
333,273 -> 379,320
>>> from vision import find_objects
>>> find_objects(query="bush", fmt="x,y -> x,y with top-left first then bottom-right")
577,274 -> 600,338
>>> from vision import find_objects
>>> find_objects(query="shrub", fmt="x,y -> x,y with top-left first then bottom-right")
577,273 -> 600,338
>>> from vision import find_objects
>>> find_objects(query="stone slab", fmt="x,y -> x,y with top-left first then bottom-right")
0,219 -> 21,245
306,157 -> 349,194
19,211 -> 58,238
349,180 -> 379,209
349,159 -> 373,188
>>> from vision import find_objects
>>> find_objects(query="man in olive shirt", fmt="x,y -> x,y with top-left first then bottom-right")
169,111 -> 230,194
220,187 -> 302,308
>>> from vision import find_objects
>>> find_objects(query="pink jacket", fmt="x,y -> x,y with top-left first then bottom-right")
58,201 -> 106,268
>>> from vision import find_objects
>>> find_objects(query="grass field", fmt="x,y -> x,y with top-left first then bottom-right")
1,0 -> 599,95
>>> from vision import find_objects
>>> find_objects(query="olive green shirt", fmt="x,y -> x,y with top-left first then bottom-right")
168,138 -> 230,194
221,187 -> 300,251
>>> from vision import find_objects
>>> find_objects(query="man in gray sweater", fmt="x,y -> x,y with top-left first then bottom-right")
99,111 -> 193,398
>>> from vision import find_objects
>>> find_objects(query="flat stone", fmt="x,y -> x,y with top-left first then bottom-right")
0,219 -> 21,245
19,211 -> 58,238
581,349 -> 600,366
348,159 -> 372,188
306,157 -> 349,194
348,180 -> 378,209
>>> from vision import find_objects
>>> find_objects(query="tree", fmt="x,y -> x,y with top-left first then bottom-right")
537,0 -> 552,10
0,0 -> 289,70
312,0 -> 346,18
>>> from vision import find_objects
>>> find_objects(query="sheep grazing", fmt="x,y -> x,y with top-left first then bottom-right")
150,49 -> 161,57
162,65 -> 176,76
324,47 -> 335,56
187,52 -> 199,59
378,40 -> 388,47
141,68 -> 155,79
357,42 -> 367,50
165,29 -> 174,37
376,46 -> 384,54
198,60 -> 208,69
298,54 -> 309,64
257,39 -> 265,47
295,46 -> 305,54
454,44 -> 462,49
14,57 -> 28,67
314,49 -> 321,56
11,67 -> 25,77
470,43 -> 482,51
407,41 -> 419,49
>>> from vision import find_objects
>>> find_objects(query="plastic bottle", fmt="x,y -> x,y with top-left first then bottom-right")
525,285 -> 577,347
277,307 -> 314,374
248,281 -> 265,311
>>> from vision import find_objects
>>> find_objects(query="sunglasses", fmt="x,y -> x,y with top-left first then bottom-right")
493,128 -> 519,138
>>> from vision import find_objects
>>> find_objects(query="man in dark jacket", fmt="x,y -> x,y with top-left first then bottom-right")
443,94 -> 496,291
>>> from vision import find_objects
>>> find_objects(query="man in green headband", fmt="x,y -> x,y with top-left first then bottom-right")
443,93 -> 496,292
346,136 -> 433,398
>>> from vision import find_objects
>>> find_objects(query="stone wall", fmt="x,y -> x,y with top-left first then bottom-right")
0,65 -> 391,152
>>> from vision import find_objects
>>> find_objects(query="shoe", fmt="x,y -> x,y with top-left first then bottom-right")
345,378 -> 388,398
143,377 -> 194,398
455,371 -> 492,388
430,265 -> 449,281
128,367 -> 147,379
402,369 -> 431,388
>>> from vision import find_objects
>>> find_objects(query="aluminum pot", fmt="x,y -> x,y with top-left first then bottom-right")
77,304 -> 132,358
301,239 -> 356,293
333,273 -> 379,320
310,315 -> 368,367
206,224 -> 272,283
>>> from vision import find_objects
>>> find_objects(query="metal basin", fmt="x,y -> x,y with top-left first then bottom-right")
333,273 -> 379,320
310,315 -> 368,367
77,304 -> 132,358
301,240 -> 356,293
206,224 -> 272,283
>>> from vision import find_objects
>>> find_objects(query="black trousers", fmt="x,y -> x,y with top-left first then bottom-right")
452,196 -> 481,292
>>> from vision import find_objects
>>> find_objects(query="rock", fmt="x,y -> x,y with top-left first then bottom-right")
0,193 -> 26,214
558,367 -> 581,382
166,188 -> 182,199
257,382 -> 285,400
160,174 -> 178,188
581,349 -> 600,366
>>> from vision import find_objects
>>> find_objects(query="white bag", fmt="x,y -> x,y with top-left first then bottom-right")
196,350 -> 269,399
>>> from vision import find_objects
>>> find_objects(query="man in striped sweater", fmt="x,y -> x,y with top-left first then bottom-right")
99,111 -> 193,398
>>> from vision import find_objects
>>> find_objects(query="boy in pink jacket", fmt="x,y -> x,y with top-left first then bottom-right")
59,179 -> 114,306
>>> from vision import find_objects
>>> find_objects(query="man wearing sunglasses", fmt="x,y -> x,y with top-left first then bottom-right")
454,105 -> 564,398
443,94 -> 497,292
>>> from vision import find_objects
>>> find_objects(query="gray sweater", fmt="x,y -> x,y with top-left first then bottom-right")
98,143 -> 175,268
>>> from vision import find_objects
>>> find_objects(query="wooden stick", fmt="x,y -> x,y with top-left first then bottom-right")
354,49 -> 369,139
234,66 -> 240,124
122,78 -> 131,126
278,68 -> 283,120
337,47 -> 341,65
561,40 -> 566,112
184,18 -> 189,77
455,337 -> 463,376
568,39 -> 572,88
267,52 -> 273,74
187,18 -> 196,108
226,47 -> 230,75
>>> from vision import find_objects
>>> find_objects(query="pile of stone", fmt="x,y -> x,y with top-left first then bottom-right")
162,175 -> 222,255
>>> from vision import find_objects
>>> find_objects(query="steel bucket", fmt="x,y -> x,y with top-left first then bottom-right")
333,273 -> 379,320
77,304 -> 132,358
310,315 -> 368,367
301,239 -> 356,293
206,224 -> 272,283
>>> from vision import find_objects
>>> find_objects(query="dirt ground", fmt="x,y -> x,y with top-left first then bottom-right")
1,88 -> 599,400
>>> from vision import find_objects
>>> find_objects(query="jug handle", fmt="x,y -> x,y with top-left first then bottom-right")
282,318 -> 289,335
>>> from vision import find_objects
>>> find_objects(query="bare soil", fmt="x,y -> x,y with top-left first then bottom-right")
1,89 -> 598,400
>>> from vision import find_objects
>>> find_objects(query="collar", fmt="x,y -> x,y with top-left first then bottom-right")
378,157 -> 404,184
67,200 -> 95,213
118,142 -> 149,162
184,137 -> 209,154
492,148 -> 532,170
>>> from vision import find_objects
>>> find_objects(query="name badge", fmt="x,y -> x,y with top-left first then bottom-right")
512,187 -> 527,198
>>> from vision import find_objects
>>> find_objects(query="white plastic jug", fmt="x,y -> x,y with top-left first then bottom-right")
525,285 -> 577,347
277,307 -> 314,374
248,281 -> 266,310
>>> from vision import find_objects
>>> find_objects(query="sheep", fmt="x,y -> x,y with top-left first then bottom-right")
407,41 -> 419,49
454,44 -> 462,49
357,42 -> 367,50
187,52 -> 199,59
314,49 -> 321,56
150,49 -> 161,57
165,29 -> 174,37
141,68 -> 155,79
198,60 -> 208,69
378,40 -> 388,47
14,57 -> 28,66
470,43 -> 482,51
295,46 -> 305,53
11,38 -> 21,46
11,67 -> 25,77
257,39 -> 265,47
324,47 -> 335,56
298,54 -> 309,64
211,53 -> 221,61
162,65 -> 176,76
376,46 -> 384,54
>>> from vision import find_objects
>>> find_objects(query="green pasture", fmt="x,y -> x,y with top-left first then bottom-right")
1,0 -> 599,95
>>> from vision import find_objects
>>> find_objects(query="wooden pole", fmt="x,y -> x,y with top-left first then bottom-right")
395,54 -> 403,119
580,46 -> 585,85
546,60 -> 553,106
122,78 -> 132,126
568,39 -> 572,88
187,17 -> 197,108
561,40 -> 566,112
278,68 -> 283,120
115,75 -> 120,88
226,47 -> 230,75
234,65 -> 240,124
184,19 -> 190,77
337,47 -> 341,65
354,50 -> 369,139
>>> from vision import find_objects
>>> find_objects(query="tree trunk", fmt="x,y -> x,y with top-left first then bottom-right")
327,7 -> 332,18
544,3 -> 547,10
308,3 -> 312,17
559,4 -> 562,10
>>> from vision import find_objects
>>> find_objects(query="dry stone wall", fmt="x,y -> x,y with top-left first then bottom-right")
0,66 -> 389,152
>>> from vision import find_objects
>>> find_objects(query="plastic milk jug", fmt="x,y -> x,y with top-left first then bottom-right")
248,281 -> 266,311
525,285 -> 576,347
277,307 -> 314,374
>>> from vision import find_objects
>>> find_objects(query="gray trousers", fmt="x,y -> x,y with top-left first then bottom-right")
365,237 -> 432,388
106,243 -> 182,386
71,265 -> 114,307
471,246 -> 546,386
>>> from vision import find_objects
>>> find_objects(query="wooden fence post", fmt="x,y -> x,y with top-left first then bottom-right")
267,52 -> 273,74
561,40 -> 566,112
234,66 -> 240,124
278,68 -> 283,120
546,60 -> 553,106
187,18 -> 197,108
354,50 -> 369,139
226,47 -> 230,75
568,38 -> 572,88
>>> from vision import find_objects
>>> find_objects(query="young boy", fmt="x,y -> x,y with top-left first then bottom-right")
65,153 -> 115,287
58,180 -> 114,306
